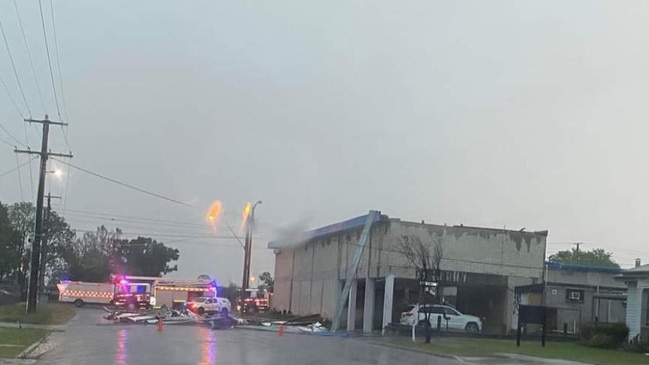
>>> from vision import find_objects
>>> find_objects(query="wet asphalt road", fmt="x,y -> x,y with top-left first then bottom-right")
35,307 -> 461,365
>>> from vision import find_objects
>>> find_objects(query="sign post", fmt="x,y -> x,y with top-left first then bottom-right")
517,305 -> 547,347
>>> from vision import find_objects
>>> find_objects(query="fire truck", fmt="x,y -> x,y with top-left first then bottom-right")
112,277 -> 153,310
239,288 -> 270,313
110,275 -> 220,310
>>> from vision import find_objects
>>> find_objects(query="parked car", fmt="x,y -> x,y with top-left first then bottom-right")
187,296 -> 231,316
400,304 -> 482,332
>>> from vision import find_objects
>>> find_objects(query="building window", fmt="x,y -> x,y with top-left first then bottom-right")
566,289 -> 584,303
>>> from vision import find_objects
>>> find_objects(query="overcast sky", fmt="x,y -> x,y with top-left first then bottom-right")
1,1 -> 648,282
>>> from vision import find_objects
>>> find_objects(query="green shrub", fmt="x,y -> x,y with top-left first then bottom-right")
580,322 -> 629,349
588,334 -> 615,348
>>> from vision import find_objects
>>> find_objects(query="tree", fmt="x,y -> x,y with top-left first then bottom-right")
0,201 -> 21,282
397,235 -> 444,343
113,236 -> 179,276
258,271 -> 274,293
548,248 -> 619,268
41,210 -> 75,289
226,282 -> 240,304
63,226 -> 119,282
7,202 -> 35,299
5,202 -> 75,293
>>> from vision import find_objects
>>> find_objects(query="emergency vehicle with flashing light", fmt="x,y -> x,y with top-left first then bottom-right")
110,275 -> 225,310
57,281 -> 115,307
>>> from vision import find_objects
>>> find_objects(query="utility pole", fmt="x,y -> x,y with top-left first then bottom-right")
15,116 -> 72,313
39,193 -> 61,295
573,242 -> 582,253
241,201 -> 261,295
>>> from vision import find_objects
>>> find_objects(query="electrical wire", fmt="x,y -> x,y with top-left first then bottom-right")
38,0 -> 61,119
0,156 -> 35,179
62,208 -> 207,228
0,12 -> 31,117
64,215 -> 212,237
49,0 -> 68,123
65,214 -> 263,241
0,122 -> 26,147
27,144 -> 35,202
60,160 -> 71,214
48,0 -> 72,160
14,154 -> 24,200
59,209 -> 254,249
52,158 -> 194,208
0,134 -> 15,147
0,75 -> 25,119
13,0 -> 46,114
72,228 -> 248,240
223,219 -> 245,249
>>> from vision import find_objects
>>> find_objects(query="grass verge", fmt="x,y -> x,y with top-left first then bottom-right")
0,302 -> 76,325
0,328 -> 48,357
379,337 -> 649,365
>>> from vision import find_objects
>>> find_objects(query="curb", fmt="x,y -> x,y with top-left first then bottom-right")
18,335 -> 47,359
233,325 -> 351,337
364,339 -> 497,363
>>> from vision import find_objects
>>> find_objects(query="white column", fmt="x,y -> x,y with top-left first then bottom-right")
635,288 -> 645,338
363,278 -> 376,333
382,274 -> 395,335
347,280 -> 357,331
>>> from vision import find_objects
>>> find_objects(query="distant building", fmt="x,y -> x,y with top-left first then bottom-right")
269,211 -> 548,333
617,260 -> 649,342
517,262 -> 626,334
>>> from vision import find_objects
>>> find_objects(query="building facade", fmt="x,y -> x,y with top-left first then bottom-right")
269,212 -> 548,333
617,261 -> 649,342
517,262 -> 626,334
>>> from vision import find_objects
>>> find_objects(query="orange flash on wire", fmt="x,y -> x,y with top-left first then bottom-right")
240,202 -> 252,231
206,201 -> 223,230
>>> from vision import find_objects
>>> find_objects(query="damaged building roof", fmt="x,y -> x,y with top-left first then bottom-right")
267,211 -> 387,249
267,211 -> 548,250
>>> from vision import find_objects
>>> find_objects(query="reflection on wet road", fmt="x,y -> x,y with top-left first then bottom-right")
115,329 -> 127,365
36,307 -> 460,365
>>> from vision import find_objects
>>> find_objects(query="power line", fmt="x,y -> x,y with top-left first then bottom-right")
0,122 -> 26,147
1,127 -> 27,150
48,0 -> 68,123
72,228 -> 248,241
14,154 -> 24,200
62,210 -> 207,230
0,155 -> 35,179
64,215 -> 212,236
60,159 -> 71,214
26,145 -> 35,202
13,0 -> 46,114
52,158 -> 194,208
0,75 -> 25,119
37,0 -> 61,119
0,12 -> 31,117
48,0 -> 72,157
0,134 -> 14,147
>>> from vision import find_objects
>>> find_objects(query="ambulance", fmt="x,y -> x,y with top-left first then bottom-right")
57,281 -> 115,307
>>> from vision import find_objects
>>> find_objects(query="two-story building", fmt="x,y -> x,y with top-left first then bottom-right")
269,211 -> 548,333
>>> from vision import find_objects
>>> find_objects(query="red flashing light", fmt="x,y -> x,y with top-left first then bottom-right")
119,279 -> 128,285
